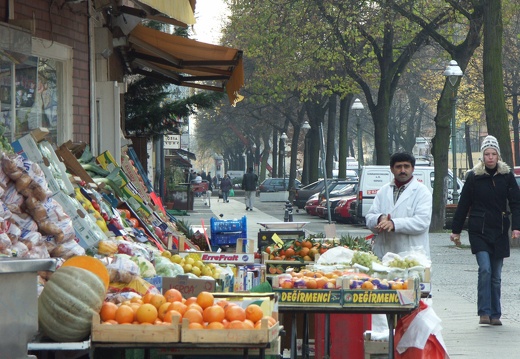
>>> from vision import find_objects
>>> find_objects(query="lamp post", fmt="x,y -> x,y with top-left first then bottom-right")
443,60 -> 463,204
251,144 -> 257,177
281,132 -> 288,190
302,121 -> 311,185
351,98 -> 364,178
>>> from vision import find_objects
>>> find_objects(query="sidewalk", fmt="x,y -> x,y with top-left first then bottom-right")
183,196 -> 520,358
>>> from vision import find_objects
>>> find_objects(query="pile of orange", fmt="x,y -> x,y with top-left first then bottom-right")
99,289 -> 277,329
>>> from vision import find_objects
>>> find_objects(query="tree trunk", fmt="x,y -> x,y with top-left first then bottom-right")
465,123 -> 474,170
326,95 -> 337,178
337,95 -> 351,179
431,89 -> 452,231
483,0 -> 512,165
372,101 -> 391,165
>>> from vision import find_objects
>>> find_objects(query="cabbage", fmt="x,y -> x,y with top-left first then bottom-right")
131,255 -> 156,278
155,256 -> 184,277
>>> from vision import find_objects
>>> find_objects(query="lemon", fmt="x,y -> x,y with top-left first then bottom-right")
161,250 -> 172,259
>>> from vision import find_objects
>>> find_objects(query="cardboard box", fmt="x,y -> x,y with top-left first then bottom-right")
52,191 -> 107,248
91,312 -> 180,343
162,275 -> 215,299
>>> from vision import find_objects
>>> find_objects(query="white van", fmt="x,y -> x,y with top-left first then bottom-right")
350,166 -> 463,224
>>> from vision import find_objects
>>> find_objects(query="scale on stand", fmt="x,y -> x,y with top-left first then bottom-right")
257,222 -> 309,253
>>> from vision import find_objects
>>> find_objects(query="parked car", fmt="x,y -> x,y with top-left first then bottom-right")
258,178 -> 301,192
293,179 -> 332,209
333,196 -> 359,223
304,193 -> 321,216
315,182 -> 358,219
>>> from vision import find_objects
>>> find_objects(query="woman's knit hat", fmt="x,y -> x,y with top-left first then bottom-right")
481,135 -> 501,157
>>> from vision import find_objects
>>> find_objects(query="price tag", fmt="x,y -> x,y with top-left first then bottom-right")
271,233 -> 284,247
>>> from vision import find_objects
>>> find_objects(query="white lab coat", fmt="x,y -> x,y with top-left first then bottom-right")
365,178 -> 432,259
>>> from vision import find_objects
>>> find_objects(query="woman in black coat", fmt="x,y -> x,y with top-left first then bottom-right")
219,174 -> 233,203
451,135 -> 520,326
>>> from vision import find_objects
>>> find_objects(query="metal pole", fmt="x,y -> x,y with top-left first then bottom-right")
319,123 -> 332,224
357,113 -> 362,177
283,142 -> 286,191
451,92 -> 459,204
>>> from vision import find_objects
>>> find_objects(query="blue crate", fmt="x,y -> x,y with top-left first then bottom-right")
211,232 -> 246,246
210,216 -> 247,233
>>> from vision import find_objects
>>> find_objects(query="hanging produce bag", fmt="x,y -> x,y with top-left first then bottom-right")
394,300 -> 450,359
229,188 -> 235,197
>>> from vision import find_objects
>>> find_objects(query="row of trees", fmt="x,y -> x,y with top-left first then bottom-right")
195,0 -> 520,232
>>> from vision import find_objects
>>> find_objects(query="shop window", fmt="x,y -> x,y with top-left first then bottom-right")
1,51 -> 59,143
1,37 -> 72,145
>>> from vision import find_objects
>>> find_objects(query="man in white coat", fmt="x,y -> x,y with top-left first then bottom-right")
366,152 -> 432,259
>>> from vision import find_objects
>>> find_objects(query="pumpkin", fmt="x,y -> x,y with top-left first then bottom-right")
61,255 -> 110,290
38,266 -> 106,342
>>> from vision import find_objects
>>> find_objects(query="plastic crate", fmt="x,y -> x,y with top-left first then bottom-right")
211,232 -> 246,246
210,216 -> 247,233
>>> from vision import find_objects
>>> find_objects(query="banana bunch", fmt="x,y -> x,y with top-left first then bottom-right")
74,187 -> 108,232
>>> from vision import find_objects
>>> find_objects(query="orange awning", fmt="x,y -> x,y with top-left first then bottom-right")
126,24 -> 244,105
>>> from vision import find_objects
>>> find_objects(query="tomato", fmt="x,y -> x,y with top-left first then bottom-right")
119,209 -> 131,219
127,218 -> 139,227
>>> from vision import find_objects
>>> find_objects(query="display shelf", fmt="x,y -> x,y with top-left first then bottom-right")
257,221 -> 309,230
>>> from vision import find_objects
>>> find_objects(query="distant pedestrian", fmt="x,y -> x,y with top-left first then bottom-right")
242,167 -> 258,211
204,174 -> 213,207
451,135 -> 520,326
219,174 -> 232,203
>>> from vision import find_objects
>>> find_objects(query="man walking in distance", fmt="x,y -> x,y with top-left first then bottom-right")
242,167 -> 258,211
365,152 -> 433,259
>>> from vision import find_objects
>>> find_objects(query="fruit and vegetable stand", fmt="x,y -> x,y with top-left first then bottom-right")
276,280 -> 420,359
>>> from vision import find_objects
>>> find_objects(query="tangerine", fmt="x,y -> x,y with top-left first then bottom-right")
149,294 -> 167,309
99,302 -> 118,322
103,319 -> 118,325
196,291 -> 215,309
245,304 -> 264,324
216,299 -> 230,308
264,316 -> 277,327
306,279 -> 318,289
361,281 -> 375,290
164,288 -> 183,303
206,321 -> 225,329
183,308 -> 204,324
142,292 -> 154,304
228,320 -> 245,329
302,240 -> 313,249
184,296 -> 198,306
158,302 -> 173,320
225,305 -> 246,322
163,310 -> 182,324
188,322 -> 205,329
188,303 -> 204,314
130,296 -> 143,304
115,304 -> 135,324
243,319 -> 255,329
203,305 -> 225,323
169,301 -> 188,316
316,278 -> 328,289
136,303 -> 158,324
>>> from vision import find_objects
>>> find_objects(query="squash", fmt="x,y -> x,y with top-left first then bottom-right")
38,266 -> 106,342
61,255 -> 110,290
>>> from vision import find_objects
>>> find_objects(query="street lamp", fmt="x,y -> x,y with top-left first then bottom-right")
281,132 -> 288,190
443,60 -> 463,204
251,144 -> 257,177
302,121 -> 311,185
351,98 -> 364,178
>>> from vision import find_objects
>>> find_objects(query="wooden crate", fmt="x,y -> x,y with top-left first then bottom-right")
91,313 -> 180,343
364,332 -> 389,359
180,317 -> 280,344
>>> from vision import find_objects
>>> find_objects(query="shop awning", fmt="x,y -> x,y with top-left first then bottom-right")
170,148 -> 197,160
169,155 -> 193,168
133,0 -> 196,26
124,24 -> 244,105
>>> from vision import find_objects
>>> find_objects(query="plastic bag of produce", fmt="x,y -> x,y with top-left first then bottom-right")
50,239 -> 86,259
395,301 -> 449,359
107,254 -> 140,283
131,255 -> 156,278
154,256 -> 184,277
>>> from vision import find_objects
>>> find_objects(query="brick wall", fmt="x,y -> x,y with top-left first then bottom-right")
0,0 -> 91,143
